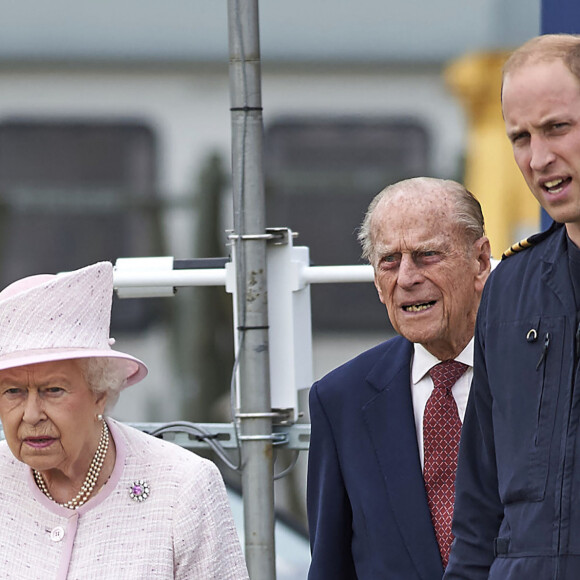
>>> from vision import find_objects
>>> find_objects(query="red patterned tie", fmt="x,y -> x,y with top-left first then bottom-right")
423,359 -> 468,568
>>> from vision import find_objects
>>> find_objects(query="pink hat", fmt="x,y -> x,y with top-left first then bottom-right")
0,261 -> 147,386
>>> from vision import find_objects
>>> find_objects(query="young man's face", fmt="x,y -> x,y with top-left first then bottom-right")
503,58 -> 580,242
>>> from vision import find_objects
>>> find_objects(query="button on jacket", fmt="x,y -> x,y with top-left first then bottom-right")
446,223 -> 580,579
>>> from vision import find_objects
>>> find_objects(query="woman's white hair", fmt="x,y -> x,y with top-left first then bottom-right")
77,357 -> 128,412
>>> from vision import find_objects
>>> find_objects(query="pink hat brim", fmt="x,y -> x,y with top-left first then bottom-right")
0,348 -> 148,387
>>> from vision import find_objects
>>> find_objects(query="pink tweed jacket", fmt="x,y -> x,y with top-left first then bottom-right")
0,419 -> 249,579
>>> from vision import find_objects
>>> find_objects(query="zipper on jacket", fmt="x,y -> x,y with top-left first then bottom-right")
536,332 -> 551,370
534,332 -> 551,446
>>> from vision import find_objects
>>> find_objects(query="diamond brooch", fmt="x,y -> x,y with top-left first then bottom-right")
129,480 -> 150,502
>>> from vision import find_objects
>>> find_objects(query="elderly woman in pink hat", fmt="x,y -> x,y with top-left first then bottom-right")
0,262 -> 249,579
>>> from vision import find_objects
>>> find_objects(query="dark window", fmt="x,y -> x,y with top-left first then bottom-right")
265,117 -> 431,331
0,119 -> 163,331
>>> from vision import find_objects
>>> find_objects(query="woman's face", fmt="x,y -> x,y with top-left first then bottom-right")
0,359 -> 107,478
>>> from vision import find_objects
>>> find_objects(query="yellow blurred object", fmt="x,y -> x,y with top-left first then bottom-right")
445,51 -> 541,258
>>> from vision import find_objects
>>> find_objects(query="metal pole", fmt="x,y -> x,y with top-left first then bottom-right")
226,1 -> 276,579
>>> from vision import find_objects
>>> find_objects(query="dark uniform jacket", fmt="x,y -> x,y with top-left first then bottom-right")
446,223 -> 580,579
307,337 -> 444,580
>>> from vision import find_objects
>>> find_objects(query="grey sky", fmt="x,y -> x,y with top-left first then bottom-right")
0,0 -> 539,62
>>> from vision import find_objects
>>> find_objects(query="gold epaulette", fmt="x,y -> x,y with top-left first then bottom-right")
501,221 -> 563,260
501,237 -> 533,259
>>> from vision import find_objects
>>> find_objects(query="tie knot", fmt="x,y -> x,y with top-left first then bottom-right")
429,360 -> 469,390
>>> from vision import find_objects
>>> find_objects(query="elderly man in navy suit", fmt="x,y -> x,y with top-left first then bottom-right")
307,177 -> 491,579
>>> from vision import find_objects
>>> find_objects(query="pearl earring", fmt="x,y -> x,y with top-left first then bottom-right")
97,414 -> 104,421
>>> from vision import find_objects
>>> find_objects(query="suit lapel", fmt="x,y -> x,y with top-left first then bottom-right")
362,338 -> 443,579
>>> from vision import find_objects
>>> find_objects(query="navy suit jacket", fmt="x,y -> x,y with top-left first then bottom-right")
307,336 -> 444,579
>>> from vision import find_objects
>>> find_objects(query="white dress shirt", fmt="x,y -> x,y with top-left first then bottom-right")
411,339 -> 474,470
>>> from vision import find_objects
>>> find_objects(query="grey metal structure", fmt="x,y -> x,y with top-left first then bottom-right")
227,1 -> 276,578
113,247 -> 374,580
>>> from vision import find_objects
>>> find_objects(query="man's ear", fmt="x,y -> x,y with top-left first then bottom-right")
474,236 -> 492,292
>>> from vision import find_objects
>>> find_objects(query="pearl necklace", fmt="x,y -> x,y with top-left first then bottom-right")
34,420 -> 109,510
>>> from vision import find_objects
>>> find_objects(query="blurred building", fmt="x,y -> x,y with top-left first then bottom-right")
0,0 -> 545,551
0,0 -> 541,423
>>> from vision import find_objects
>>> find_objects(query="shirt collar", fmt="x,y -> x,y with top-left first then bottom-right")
411,339 -> 474,385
